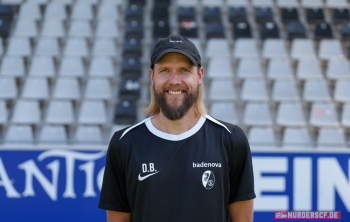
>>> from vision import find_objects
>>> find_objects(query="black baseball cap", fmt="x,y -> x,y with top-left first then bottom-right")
150,35 -> 201,68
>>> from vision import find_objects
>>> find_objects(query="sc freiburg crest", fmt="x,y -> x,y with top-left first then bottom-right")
202,170 -> 215,189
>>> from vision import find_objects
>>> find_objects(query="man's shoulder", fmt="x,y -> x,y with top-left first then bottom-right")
204,115 -> 238,135
112,117 -> 152,141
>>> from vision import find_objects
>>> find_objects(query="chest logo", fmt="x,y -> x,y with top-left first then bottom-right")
138,163 -> 159,181
202,170 -> 215,189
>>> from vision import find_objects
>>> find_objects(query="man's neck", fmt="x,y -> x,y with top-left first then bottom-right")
151,106 -> 202,135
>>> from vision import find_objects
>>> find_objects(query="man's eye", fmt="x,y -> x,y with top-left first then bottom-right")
160,69 -> 169,72
182,69 -> 189,72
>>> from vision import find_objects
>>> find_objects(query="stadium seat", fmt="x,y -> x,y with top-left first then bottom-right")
202,0 -> 223,6
0,56 -> 25,77
207,58 -> 233,79
18,2 -> 41,20
95,20 -> 119,38
0,17 -> 10,38
244,102 -> 272,126
123,38 -> 142,57
287,21 -> 307,39
75,126 -> 103,144
233,38 -> 258,58
326,58 -> 350,79
0,77 -> 16,99
206,21 -> 225,38
178,7 -> 196,22
53,77 -> 80,100
119,79 -> 141,101
252,0 -> 273,7
153,20 -> 170,38
126,3 -> 143,21
229,7 -> 247,23
290,39 -> 316,60
309,103 -> 339,127
40,19 -> 65,37
241,79 -> 268,101
332,8 -> 349,24
92,38 -> 117,56
209,80 -> 236,101
102,0 -> 123,5
89,57 -> 114,77
276,102 -> 306,126
84,78 -> 111,100
28,56 -> 55,77
70,3 -> 93,20
317,128 -> 346,147
262,39 -> 287,59
63,38 -> 89,57
125,20 -> 144,38
0,100 -> 7,123
227,0 -> 247,7
341,103 -> 350,127
296,59 -> 322,79
318,39 -> 343,60
233,22 -> 252,39
39,125 -> 67,144
46,100 -> 74,124
114,100 -> 137,124
334,80 -> 350,102
78,100 -> 107,124
203,6 -> 221,22
44,3 -> 67,20
281,7 -> 299,24
303,80 -> 331,102
12,100 -> 40,124
267,59 -> 293,79
248,127 -> 275,146
205,39 -> 230,58
260,22 -> 279,39
35,37 -> 60,56
153,5 -> 169,21
51,0 -> 73,4
177,0 -> 198,6
5,125 -> 33,144
326,0 -> 348,8
179,21 -> 198,38
306,7 -> 325,24
21,77 -> 49,99
13,19 -> 37,37
283,128 -> 311,147
0,5 -> 14,22
237,58 -> 263,79
272,80 -> 299,101
7,37 -> 31,56
1,0 -> 22,4
59,57 -> 84,77
122,57 -> 142,79
341,23 -> 350,40
68,20 -> 92,37
314,23 -> 333,39
209,102 -> 238,124
255,7 -> 273,24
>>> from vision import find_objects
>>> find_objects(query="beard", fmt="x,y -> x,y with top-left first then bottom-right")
153,84 -> 199,121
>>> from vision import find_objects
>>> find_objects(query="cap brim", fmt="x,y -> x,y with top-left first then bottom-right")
154,48 -> 199,67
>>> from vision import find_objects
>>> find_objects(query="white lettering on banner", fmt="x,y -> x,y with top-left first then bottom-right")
318,158 -> 350,211
293,157 -> 312,210
79,161 -> 96,197
253,157 -> 289,211
18,160 -> 60,201
0,157 -> 21,198
38,150 -> 105,199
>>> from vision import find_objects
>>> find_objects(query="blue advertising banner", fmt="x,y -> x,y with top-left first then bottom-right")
0,149 -> 349,222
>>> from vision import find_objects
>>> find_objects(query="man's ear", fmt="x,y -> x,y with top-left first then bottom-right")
149,68 -> 154,85
198,67 -> 204,85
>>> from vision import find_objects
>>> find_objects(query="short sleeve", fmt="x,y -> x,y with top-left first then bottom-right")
228,126 -> 256,204
98,133 -> 131,212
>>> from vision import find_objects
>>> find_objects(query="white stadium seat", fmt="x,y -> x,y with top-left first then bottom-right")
53,77 -> 80,100
237,58 -> 263,79
296,59 -> 322,79
95,20 -> 119,38
84,78 -> 112,100
317,128 -> 346,147
21,77 -> 49,99
283,128 -> 311,147
92,38 -> 117,56
272,80 -> 299,101
7,37 -> 31,56
302,0 -> 324,8
319,39 -> 344,60
326,58 -> 350,80
41,19 -> 65,37
290,39 -> 316,60
241,79 -> 268,101
28,56 -> 55,77
233,38 -> 258,58
5,125 -> 34,144
205,39 -> 231,58
262,39 -> 287,59
97,4 -> 119,20
12,100 -> 41,124
248,127 -> 276,146
244,103 -> 272,126
209,102 -> 238,124
88,57 -> 114,77
59,57 -> 85,77
0,77 -> 17,99
44,3 -> 67,20
277,0 -> 299,7
303,80 -> 331,102
13,19 -> 37,37
45,100 -> 75,124
341,103 -> 350,127
334,80 -> 350,102
35,37 -> 60,56
78,100 -> 107,124
0,56 -> 25,77
39,125 -> 67,144
75,126 -> 103,144
276,102 -> 306,126
267,59 -> 293,79
207,58 -> 233,79
0,100 -> 7,123
68,20 -> 92,37
18,2 -> 41,20
209,79 -> 236,101
64,38 -> 89,57
309,103 -> 339,127
71,3 -> 93,20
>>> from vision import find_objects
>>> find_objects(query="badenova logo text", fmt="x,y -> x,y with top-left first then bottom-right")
193,162 -> 222,168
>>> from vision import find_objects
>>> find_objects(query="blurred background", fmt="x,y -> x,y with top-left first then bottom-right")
0,0 -> 350,147
0,0 -> 349,221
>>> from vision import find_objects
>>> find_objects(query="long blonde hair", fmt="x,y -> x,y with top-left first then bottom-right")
144,79 -> 207,116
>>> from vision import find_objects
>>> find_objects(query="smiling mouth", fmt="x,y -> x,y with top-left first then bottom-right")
167,90 -> 185,95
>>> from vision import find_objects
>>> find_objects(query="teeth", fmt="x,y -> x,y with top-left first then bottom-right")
168,91 -> 182,95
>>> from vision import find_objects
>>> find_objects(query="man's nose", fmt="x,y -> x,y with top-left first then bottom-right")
168,71 -> 181,84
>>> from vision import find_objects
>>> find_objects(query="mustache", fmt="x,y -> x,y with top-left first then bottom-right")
161,85 -> 189,92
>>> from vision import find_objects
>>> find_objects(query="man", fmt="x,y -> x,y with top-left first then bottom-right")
99,35 -> 255,222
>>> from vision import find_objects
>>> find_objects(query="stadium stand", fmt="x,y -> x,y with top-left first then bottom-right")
0,0 -> 348,149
